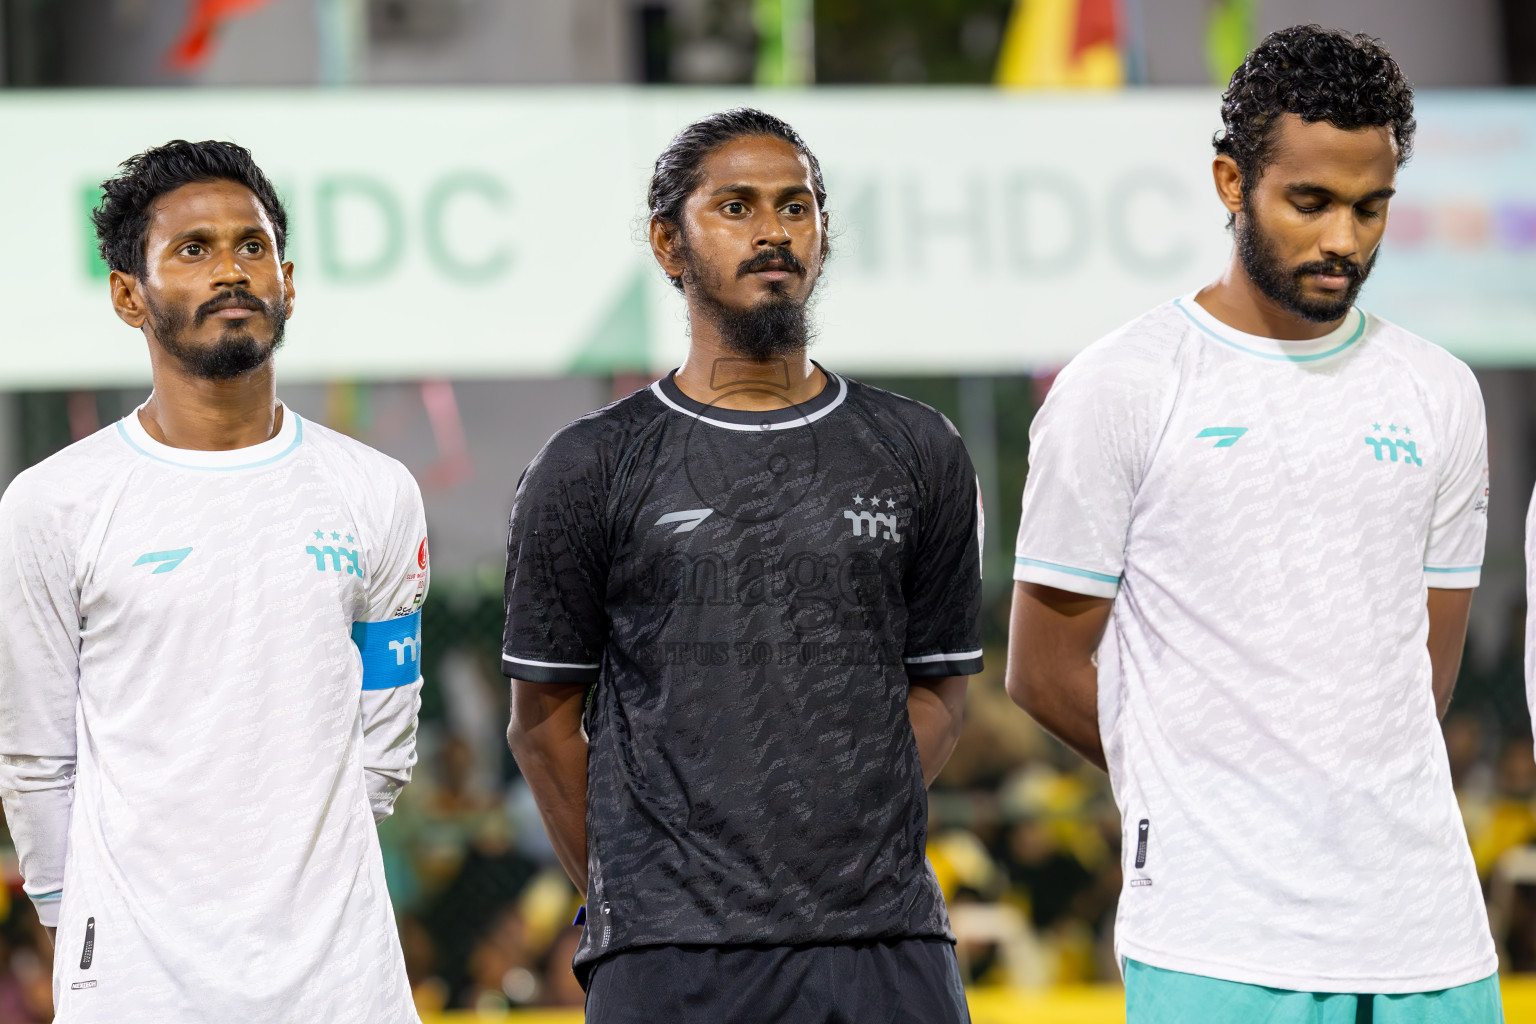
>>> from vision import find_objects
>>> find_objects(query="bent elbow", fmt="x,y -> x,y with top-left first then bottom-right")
505,717 -> 528,756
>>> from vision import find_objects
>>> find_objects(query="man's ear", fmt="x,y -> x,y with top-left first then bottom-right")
649,217 -> 686,283
1213,155 -> 1244,217
282,261 -> 297,319
110,270 -> 148,329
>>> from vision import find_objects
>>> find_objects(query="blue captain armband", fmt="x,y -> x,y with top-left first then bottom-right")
351,611 -> 422,691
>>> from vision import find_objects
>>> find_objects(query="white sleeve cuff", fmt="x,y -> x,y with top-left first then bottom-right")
1424,565 -> 1480,589
1014,556 -> 1121,599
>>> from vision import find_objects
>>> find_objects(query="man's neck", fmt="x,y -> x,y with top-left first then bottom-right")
139,352 -> 281,451
673,324 -> 824,412
1195,254 -> 1348,342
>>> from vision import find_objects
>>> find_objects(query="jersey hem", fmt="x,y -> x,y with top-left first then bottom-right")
1013,557 -> 1120,599
1116,937 -> 1499,995
502,651 -> 600,683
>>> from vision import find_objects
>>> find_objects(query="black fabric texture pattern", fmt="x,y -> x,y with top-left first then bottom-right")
502,369 -> 984,970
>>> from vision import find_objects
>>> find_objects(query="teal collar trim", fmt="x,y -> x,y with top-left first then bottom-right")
1174,297 -> 1366,363
117,407 -> 304,471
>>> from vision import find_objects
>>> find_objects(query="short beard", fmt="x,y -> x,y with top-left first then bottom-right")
147,289 -> 287,380
1236,200 -> 1377,324
682,245 -> 815,361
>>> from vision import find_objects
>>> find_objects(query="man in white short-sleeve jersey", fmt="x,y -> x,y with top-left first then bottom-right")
0,141 -> 425,1023
1006,27 -> 1501,1024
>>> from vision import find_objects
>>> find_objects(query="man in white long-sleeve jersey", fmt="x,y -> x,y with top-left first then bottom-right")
0,140 -> 426,1023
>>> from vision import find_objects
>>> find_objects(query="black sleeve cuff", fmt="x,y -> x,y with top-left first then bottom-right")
501,650 -> 601,684
903,650 -> 985,678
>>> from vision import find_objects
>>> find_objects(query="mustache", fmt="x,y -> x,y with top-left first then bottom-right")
194,289 -> 271,326
1293,258 -> 1365,281
736,246 -> 807,278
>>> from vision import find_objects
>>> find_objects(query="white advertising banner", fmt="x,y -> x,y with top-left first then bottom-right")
0,89 -> 1529,386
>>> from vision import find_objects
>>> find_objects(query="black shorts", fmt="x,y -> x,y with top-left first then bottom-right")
584,938 -> 970,1024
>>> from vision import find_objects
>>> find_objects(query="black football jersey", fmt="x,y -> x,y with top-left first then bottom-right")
502,367 -> 984,973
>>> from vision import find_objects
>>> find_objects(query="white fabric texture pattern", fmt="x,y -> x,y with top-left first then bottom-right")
1015,295 -> 1493,993
0,406 -> 426,1023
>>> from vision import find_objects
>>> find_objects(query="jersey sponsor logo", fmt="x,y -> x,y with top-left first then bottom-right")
655,509 -> 714,534
1196,426 -> 1247,448
1129,878 -> 1153,888
1135,819 -> 1150,868
79,916 -> 95,970
405,536 -> 429,608
132,548 -> 193,574
1364,422 -> 1422,466
70,981 -> 97,990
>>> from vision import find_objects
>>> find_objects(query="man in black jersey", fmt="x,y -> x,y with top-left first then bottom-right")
503,108 -> 983,1024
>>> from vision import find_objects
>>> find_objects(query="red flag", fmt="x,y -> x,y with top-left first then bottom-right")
1071,0 -> 1120,60
165,0 -> 274,72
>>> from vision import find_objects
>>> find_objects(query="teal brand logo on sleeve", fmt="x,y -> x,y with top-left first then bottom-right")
1196,427 -> 1247,448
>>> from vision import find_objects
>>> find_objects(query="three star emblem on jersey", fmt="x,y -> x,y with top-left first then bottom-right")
306,527 -> 360,574
1364,422 -> 1422,466
844,495 -> 904,542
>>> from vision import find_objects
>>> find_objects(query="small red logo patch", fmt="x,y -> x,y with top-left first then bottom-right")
417,538 -> 428,570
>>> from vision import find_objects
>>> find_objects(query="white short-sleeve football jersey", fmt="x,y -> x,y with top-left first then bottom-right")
1015,294 -> 1494,993
0,405 -> 428,1023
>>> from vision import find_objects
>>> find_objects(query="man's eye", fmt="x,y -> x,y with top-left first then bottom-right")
1357,206 -> 1384,221
723,202 -> 746,215
1294,204 -> 1325,215
784,203 -> 806,215
241,242 -> 264,254
181,244 -> 204,256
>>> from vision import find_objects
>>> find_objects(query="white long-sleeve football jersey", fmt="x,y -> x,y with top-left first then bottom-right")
0,404 -> 427,1023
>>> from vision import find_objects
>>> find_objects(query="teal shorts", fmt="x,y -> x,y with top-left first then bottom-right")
1125,958 -> 1504,1023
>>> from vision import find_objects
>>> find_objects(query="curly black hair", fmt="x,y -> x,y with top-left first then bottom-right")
1214,25 -> 1415,194
93,140 -> 288,279
648,108 -> 828,291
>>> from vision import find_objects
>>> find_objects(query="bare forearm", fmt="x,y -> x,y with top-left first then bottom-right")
908,676 -> 967,787
511,733 -> 589,892
508,680 -> 591,893
1426,587 -> 1474,719
1019,663 -> 1106,771
1006,582 -> 1112,772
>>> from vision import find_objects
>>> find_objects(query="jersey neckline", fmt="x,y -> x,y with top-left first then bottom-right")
651,364 -> 847,431
117,402 -> 304,470
1174,292 -> 1368,363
